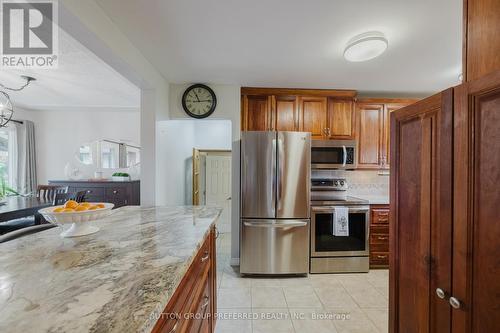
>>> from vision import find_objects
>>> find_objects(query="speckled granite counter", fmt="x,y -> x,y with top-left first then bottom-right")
0,206 -> 221,333
355,195 -> 390,205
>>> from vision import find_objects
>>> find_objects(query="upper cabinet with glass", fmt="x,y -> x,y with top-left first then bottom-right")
77,140 -> 140,169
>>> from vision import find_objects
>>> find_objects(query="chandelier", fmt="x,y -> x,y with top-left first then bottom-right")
0,75 -> 36,127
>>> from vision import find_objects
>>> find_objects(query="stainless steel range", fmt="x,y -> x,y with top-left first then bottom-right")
310,173 -> 370,273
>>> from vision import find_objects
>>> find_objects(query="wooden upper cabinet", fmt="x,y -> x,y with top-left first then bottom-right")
241,88 -> 356,136
299,96 -> 328,139
275,96 -> 298,131
356,99 -> 417,169
384,102 -> 416,167
327,99 -> 355,139
241,95 -> 273,131
464,0 -> 500,81
356,103 -> 384,169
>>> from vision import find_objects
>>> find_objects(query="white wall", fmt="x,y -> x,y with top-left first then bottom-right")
15,107 -> 140,184
156,120 -> 232,206
59,0 -> 170,206
169,83 -> 241,264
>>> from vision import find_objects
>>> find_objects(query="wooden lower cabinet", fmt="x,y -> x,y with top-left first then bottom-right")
369,205 -> 389,268
390,70 -> 500,333
152,226 -> 217,333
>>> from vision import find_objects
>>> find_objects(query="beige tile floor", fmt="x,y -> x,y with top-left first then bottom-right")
215,233 -> 388,333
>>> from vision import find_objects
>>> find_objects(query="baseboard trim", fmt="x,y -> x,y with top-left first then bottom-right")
230,258 -> 240,266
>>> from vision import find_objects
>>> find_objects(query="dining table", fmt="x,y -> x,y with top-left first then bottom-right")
0,196 -> 53,223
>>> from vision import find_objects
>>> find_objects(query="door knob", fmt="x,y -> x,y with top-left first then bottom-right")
226,197 -> 231,200
436,288 -> 446,299
449,296 -> 461,309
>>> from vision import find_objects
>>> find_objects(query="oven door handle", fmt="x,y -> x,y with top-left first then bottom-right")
243,221 -> 307,228
342,145 -> 347,167
311,206 -> 370,213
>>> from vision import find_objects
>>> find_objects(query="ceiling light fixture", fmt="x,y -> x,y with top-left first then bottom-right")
344,31 -> 388,62
0,75 -> 36,127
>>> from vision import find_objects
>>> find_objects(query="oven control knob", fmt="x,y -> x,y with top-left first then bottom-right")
334,180 -> 339,186
340,180 -> 345,187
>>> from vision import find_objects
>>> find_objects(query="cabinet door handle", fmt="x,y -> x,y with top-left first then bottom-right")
201,251 -> 209,262
86,190 -> 92,194
113,190 -> 118,194
377,236 -> 388,240
376,255 -> 387,259
436,288 -> 447,299
201,295 -> 210,309
449,296 -> 461,309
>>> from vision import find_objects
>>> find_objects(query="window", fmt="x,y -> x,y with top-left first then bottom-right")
0,129 -> 9,184
0,124 -> 17,190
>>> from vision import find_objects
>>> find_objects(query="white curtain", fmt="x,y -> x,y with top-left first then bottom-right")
16,120 -> 37,195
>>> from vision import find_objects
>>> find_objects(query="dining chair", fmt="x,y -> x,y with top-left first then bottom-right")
53,191 -> 87,206
37,185 -> 69,203
0,224 -> 56,243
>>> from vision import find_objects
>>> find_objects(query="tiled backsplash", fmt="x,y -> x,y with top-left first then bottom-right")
312,169 -> 389,197
345,170 -> 389,196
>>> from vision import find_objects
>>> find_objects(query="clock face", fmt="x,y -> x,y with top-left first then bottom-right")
182,84 -> 217,119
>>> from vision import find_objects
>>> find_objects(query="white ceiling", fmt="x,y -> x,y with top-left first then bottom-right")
96,0 -> 462,96
0,27 -> 140,111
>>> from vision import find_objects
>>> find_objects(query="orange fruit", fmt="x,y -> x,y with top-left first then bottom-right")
64,200 -> 78,209
96,203 -> 105,208
75,206 -> 89,212
88,205 -> 99,210
79,202 -> 92,207
61,208 -> 75,212
53,207 -> 64,213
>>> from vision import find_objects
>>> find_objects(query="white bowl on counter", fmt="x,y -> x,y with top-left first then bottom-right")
39,203 -> 114,237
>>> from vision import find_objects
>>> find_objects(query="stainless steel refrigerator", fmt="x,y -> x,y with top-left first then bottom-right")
240,131 -> 311,274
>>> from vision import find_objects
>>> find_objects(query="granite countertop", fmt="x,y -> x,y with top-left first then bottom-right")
0,206 -> 221,333
355,195 -> 390,205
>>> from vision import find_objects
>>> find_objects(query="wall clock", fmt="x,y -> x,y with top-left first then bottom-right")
182,84 -> 217,119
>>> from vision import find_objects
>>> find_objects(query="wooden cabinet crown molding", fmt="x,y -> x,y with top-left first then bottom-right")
356,98 -> 420,105
241,87 -> 357,99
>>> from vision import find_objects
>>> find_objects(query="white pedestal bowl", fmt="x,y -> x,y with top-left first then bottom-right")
38,203 -> 114,238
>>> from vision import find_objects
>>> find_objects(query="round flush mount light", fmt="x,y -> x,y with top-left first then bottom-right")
344,31 -> 388,62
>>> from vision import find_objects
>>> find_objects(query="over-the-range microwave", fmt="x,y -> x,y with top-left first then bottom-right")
311,140 -> 357,169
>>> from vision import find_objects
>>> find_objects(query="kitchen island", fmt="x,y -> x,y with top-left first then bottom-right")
0,206 -> 221,333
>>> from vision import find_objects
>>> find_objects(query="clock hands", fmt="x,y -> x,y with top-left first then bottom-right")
194,91 -> 201,102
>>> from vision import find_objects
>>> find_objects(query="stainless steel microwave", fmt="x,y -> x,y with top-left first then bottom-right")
311,140 -> 357,169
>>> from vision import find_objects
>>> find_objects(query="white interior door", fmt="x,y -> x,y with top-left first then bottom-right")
205,154 -> 232,233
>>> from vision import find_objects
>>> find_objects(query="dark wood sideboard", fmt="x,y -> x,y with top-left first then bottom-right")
48,180 -> 140,208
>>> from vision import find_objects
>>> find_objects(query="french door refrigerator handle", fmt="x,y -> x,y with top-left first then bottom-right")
271,137 -> 277,216
277,136 -> 284,212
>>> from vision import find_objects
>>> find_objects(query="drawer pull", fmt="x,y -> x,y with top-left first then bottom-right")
201,295 -> 210,309
168,320 -> 178,333
377,218 -> 389,223
113,190 -> 118,194
376,255 -> 387,259
201,251 -> 209,262
378,212 -> 389,216
377,236 -> 388,240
